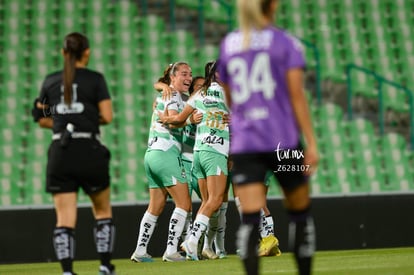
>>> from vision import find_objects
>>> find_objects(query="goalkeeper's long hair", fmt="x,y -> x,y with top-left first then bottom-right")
237,0 -> 277,50
62,32 -> 89,106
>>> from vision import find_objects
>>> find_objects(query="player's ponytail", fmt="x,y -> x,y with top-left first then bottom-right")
63,50 -> 76,106
158,63 -> 173,85
201,60 -> 218,94
237,0 -> 273,49
62,32 -> 89,106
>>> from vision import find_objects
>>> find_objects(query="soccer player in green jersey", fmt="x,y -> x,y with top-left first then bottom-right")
131,62 -> 200,263
158,61 -> 230,260
154,71 -> 206,257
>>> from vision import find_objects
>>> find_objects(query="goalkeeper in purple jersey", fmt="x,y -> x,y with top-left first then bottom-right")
218,1 -> 319,275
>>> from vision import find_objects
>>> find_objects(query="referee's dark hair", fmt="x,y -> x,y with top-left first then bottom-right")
62,32 -> 90,106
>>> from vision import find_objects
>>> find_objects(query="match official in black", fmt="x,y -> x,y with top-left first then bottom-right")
33,32 -> 116,275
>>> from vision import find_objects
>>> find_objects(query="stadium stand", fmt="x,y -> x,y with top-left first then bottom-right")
0,0 -> 412,206
174,0 -> 414,195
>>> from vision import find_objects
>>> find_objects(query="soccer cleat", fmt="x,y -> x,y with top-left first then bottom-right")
130,252 -> 154,263
181,240 -> 199,261
216,251 -> 227,259
268,244 -> 282,256
162,251 -> 186,262
98,264 -> 116,275
258,235 -> 279,257
202,248 -> 219,260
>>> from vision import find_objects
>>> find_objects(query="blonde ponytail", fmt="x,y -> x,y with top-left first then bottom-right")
237,0 -> 268,49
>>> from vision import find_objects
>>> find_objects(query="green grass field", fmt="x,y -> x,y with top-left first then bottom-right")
1,247 -> 413,275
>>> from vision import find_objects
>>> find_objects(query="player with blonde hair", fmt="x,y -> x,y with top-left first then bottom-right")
218,0 -> 318,274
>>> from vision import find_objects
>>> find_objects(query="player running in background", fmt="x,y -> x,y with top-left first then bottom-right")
218,0 -> 319,274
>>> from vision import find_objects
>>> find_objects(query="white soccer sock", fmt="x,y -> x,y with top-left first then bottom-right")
165,208 -> 188,255
188,214 -> 209,246
265,215 -> 275,236
235,197 -> 242,219
203,211 -> 219,250
215,201 -> 228,253
182,211 -> 193,241
134,211 -> 158,255
259,209 -> 267,238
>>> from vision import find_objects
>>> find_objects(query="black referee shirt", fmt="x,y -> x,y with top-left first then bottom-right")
39,68 -> 110,134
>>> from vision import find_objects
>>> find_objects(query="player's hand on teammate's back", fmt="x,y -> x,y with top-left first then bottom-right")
190,110 -> 203,124
161,85 -> 173,101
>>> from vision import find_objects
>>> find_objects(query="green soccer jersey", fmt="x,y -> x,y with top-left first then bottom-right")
187,82 -> 230,157
181,91 -> 196,162
147,91 -> 184,152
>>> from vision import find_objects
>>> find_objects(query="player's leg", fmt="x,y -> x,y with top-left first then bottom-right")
261,205 -> 274,237
184,166 -> 201,247
182,177 -> 209,261
258,204 -> 281,257
47,141 -> 80,275
187,172 -> 226,258
282,183 -> 315,275
259,174 -> 276,239
232,153 -> 269,275
89,187 -> 116,274
233,184 -> 242,218
52,192 -> 78,275
182,211 -> 193,243
259,179 -> 272,239
214,201 -> 228,257
183,152 -> 227,260
202,210 -> 219,260
181,159 -> 194,244
181,152 -> 206,260
164,180 -> 191,261
258,175 -> 281,257
195,177 -> 207,258
199,174 -> 219,260
131,150 -> 168,262
215,214 -> 227,258
214,178 -> 229,258
81,141 -> 116,274
131,187 -> 167,262
236,182 -> 266,275
276,144 -> 315,275
161,151 -> 191,261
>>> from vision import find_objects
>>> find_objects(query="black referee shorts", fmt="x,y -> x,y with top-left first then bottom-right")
231,143 -> 309,191
46,139 -> 111,194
